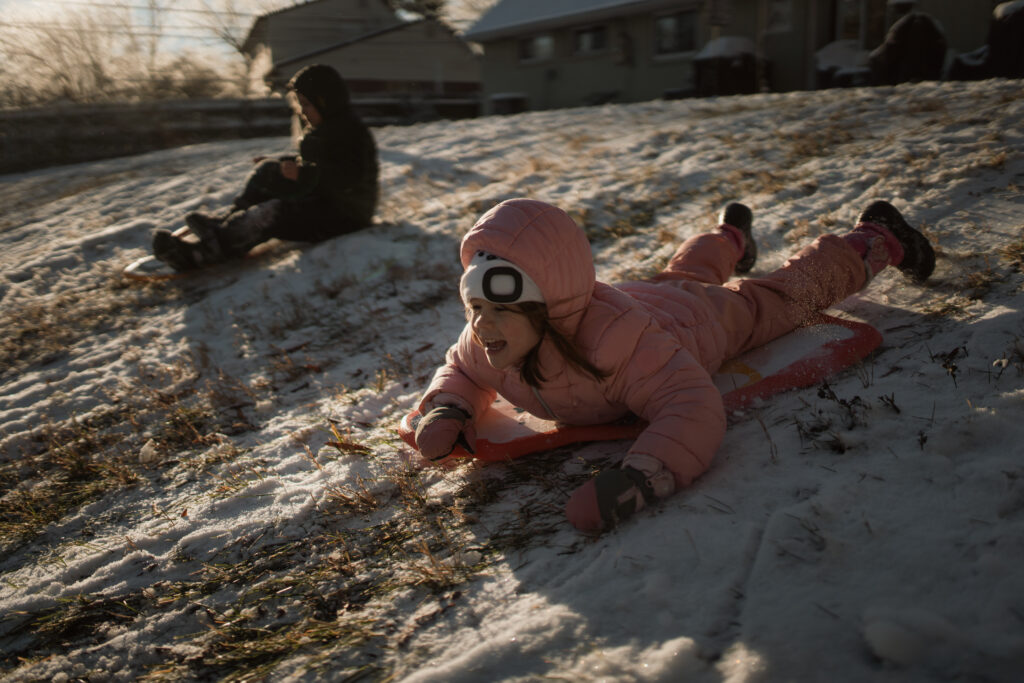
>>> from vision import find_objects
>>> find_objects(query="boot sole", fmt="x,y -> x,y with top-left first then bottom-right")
860,201 -> 935,282
721,203 -> 757,274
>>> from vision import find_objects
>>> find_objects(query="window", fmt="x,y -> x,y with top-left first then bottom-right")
836,0 -> 861,40
573,25 -> 607,55
834,0 -> 887,47
519,34 -> 554,62
765,0 -> 794,34
654,11 -> 696,55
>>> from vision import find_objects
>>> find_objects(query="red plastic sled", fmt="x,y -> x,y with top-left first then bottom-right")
398,314 -> 881,462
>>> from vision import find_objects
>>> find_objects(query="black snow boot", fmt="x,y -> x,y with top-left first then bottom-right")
152,229 -> 205,272
857,200 -> 935,282
185,212 -> 227,261
721,202 -> 756,274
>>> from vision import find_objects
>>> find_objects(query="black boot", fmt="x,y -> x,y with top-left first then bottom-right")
857,200 -> 935,282
185,212 -> 226,261
152,229 -> 204,272
721,202 -> 756,274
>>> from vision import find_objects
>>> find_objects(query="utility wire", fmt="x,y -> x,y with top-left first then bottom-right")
0,23 -> 232,39
15,0 -> 260,17
0,25 -> 452,45
0,16 -> 371,29
0,21 -> 246,31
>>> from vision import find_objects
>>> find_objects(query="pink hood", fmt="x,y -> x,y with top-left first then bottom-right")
421,198 -> 728,490
460,199 -> 594,337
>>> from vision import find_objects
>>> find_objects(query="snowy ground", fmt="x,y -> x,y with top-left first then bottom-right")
2,78 -> 1024,682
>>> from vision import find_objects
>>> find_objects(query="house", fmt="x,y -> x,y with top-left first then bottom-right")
242,0 -> 398,66
243,0 -> 481,122
463,0 -> 995,114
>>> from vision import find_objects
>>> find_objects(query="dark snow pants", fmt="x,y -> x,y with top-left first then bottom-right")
211,159 -> 375,258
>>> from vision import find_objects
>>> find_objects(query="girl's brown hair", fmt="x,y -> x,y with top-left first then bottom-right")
504,302 -> 608,388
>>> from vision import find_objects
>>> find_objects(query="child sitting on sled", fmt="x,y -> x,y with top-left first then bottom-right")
152,63 -> 379,271
411,198 -> 935,533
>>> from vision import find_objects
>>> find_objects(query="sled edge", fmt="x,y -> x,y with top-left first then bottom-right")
721,314 -> 882,412
398,410 -> 641,462
122,256 -> 186,282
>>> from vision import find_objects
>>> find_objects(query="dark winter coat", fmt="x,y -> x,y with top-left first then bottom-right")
237,64 -> 378,242
289,64 -> 379,227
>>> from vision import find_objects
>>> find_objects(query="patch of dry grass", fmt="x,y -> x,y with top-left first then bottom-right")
0,276 -> 178,381
3,405 -> 588,681
0,353 -> 269,557
785,124 -> 856,163
999,232 -> 1024,272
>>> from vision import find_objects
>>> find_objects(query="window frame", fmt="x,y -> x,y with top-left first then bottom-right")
518,33 -> 555,63
572,24 -> 609,56
652,9 -> 698,58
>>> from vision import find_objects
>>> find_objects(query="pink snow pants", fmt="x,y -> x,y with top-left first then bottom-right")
651,227 -> 868,360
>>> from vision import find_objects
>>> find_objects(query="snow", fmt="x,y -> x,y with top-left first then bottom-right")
695,36 -> 756,61
2,78 -> 1024,681
816,39 -> 869,71
995,0 -> 1024,20
958,45 -> 991,67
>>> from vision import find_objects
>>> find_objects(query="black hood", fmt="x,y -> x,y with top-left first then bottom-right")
289,64 -> 352,120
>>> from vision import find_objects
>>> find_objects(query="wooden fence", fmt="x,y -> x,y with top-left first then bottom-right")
0,95 -> 479,174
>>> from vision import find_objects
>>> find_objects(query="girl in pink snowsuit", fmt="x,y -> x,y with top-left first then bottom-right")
413,198 -> 934,532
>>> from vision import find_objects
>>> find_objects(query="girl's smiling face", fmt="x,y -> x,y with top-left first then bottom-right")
467,298 -> 542,370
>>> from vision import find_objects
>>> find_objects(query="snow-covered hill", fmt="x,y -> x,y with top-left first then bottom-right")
2,78 -> 1023,681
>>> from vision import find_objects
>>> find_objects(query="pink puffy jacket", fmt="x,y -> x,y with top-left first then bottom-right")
419,199 -> 741,488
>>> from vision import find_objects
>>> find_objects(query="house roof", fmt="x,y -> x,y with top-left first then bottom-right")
274,19 -> 415,68
463,0 -> 691,42
272,17 -> 468,69
241,0 -> 397,55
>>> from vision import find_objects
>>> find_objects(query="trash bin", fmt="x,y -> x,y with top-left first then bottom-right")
694,36 -> 760,96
